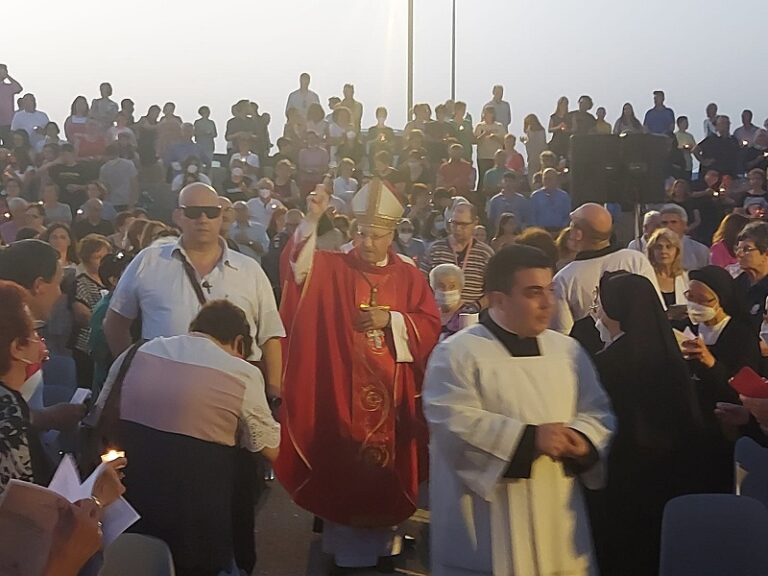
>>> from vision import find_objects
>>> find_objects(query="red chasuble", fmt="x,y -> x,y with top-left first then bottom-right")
275,247 -> 440,528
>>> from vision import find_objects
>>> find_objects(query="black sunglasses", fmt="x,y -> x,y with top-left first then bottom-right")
181,205 -> 222,220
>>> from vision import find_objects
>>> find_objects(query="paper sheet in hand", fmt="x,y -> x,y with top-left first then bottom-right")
673,327 -> 697,347
79,460 -> 140,546
54,455 -> 141,546
70,387 -> 92,405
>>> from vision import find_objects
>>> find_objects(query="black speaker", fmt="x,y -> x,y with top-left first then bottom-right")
569,133 -> 672,208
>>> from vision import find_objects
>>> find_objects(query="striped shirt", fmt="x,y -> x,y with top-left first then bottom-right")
421,238 -> 494,304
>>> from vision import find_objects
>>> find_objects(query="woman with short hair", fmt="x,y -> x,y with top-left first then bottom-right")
647,227 -> 688,308
710,212 -> 749,274
72,234 -> 112,385
96,299 -> 280,576
429,263 -> 478,339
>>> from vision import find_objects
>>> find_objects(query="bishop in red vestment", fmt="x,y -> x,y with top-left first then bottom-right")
275,180 -> 440,571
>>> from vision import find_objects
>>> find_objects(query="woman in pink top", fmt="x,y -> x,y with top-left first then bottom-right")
503,133 -> 525,175
710,213 -> 749,271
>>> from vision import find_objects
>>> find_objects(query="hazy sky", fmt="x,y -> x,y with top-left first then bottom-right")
5,0 -> 766,150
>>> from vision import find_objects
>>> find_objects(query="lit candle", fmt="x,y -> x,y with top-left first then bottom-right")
101,449 -> 125,463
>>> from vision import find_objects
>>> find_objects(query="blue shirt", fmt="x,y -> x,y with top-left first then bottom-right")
486,192 -> 531,233
482,166 -> 507,194
529,188 -> 571,229
643,106 -> 675,135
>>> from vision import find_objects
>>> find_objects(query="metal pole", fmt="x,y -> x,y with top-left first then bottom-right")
451,0 -> 456,101
407,0 -> 414,121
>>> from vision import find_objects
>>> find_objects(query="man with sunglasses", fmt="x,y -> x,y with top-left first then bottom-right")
104,182 -> 284,573
104,182 -> 284,395
276,180 -> 440,574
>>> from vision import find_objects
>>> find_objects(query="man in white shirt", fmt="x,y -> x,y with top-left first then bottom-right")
285,72 -> 320,121
246,178 -> 286,230
628,210 -> 661,253
231,201 -> 269,262
333,157 -> 358,204
98,143 -> 139,210
10,93 -> 49,148
659,204 -> 710,271
104,182 -> 285,397
552,203 -> 661,334
483,85 -> 511,130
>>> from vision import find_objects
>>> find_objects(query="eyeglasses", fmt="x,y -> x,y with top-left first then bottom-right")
448,220 -> 475,228
181,206 -> 222,220
735,246 -> 760,257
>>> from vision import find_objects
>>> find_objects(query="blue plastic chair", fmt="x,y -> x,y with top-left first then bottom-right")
100,534 -> 176,576
659,494 -> 768,576
735,436 -> 768,507
42,354 -> 78,393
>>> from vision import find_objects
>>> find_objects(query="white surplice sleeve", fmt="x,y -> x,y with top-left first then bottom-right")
551,273 -> 575,334
423,341 -> 527,501
389,312 -> 414,363
567,344 -> 615,489
290,219 -> 318,285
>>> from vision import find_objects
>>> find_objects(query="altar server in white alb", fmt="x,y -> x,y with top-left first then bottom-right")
423,244 -> 615,576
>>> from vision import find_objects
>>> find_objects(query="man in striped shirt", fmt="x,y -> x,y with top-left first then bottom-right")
421,203 -> 495,307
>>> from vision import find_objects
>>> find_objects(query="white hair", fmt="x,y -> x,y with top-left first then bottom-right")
7,197 -> 28,212
660,203 -> 688,224
429,263 -> 464,290
643,210 -> 661,226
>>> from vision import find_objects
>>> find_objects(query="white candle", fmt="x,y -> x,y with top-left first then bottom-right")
101,449 -> 125,463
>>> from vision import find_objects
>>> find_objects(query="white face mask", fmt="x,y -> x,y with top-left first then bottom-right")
687,301 -> 717,325
435,289 -> 461,308
258,188 -> 271,200
346,131 -> 356,140
398,232 -> 413,244
760,319 -> 768,346
434,220 -> 446,232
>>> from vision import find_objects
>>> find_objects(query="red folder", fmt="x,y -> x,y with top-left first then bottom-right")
729,367 -> 768,399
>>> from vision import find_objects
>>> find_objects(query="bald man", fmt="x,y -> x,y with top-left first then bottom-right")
104,183 -> 284,394
104,184 -> 285,572
552,203 -> 662,335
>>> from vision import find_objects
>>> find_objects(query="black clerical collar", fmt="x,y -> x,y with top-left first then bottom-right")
479,310 -> 541,357
574,243 -> 621,261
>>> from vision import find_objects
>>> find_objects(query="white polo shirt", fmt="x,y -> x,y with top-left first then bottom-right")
109,239 -> 285,360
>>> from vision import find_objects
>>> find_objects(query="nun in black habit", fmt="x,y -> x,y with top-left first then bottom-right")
588,270 -> 703,576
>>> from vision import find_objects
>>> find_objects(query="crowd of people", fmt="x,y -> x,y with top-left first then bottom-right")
2,60 -> 768,576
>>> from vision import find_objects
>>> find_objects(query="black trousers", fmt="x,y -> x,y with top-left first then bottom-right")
0,125 -> 11,147
73,348 -> 94,390
231,449 -> 266,572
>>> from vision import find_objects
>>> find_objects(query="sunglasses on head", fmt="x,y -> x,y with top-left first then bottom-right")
181,205 -> 222,220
